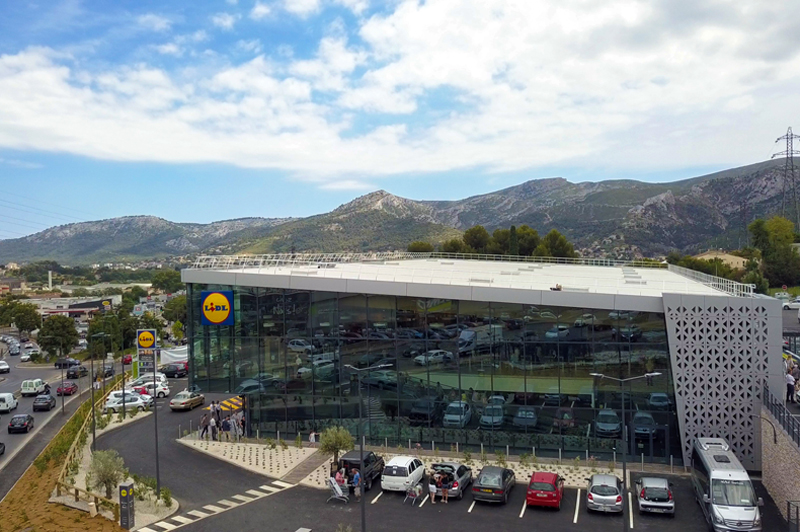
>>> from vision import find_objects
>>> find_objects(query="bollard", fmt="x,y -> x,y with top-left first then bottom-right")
456,442 -> 459,453
385,438 -> 388,450
432,441 -> 434,451
586,450 -> 589,461
88,502 -> 97,517
190,420 -> 192,437
179,424 -> 181,439
363,436 -> 366,449
641,453 -> 644,471
670,455 -> 673,474
533,446 -> 536,457
507,445 -> 509,456
409,439 -> 411,449
613,451 -> 616,464
277,430 -> 280,442
481,443 -> 484,455
257,429 -> 260,442
558,449 -> 562,464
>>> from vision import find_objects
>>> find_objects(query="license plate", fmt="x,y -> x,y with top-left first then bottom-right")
649,508 -> 666,513
536,494 -> 547,497
482,489 -> 493,493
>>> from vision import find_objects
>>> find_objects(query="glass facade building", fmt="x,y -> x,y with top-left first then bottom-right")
187,284 -> 681,464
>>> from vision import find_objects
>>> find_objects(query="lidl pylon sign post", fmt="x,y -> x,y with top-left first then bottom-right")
136,329 -> 158,377
201,291 -> 234,326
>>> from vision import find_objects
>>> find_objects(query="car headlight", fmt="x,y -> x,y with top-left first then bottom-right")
712,510 -> 724,524
753,515 -> 761,526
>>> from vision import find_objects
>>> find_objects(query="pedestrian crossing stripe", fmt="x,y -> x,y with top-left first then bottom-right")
205,396 -> 243,412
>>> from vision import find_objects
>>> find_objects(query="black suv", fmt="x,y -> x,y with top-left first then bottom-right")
94,365 -> 115,379
54,358 -> 80,369
161,364 -> 188,378
338,450 -> 385,491
66,365 -> 88,379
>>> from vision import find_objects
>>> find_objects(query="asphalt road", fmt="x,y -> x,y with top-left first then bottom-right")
96,383 -> 273,513
784,308 -> 800,333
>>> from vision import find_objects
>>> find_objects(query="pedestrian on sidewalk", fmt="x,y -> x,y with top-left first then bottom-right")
309,431 -> 316,447
200,413 -> 209,439
209,415 -> 218,441
788,370 -> 797,404
221,416 -> 231,442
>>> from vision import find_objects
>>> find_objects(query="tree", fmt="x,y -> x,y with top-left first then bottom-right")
764,245 -> 800,287
407,241 -> 434,252
490,228 -> 511,254
463,226 -> 491,253
440,238 -> 473,253
89,450 -> 128,499
128,285 -> 148,301
319,426 -> 354,465
72,287 -> 91,297
139,312 -> 164,341
13,303 -> 41,334
517,225 -> 540,256
171,321 -> 184,342
742,269 -> 769,294
509,226 -> 519,255
765,216 -> 795,248
162,295 -> 187,325
39,315 -> 80,358
542,229 -> 578,258
88,314 -> 123,358
748,219 -> 771,255
532,242 -> 550,257
151,270 -> 183,294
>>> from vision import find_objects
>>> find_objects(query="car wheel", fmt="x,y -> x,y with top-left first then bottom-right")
458,489 -> 463,500
366,476 -> 373,491
158,392 -> 165,398
137,406 -> 144,411
503,492 -> 508,504
785,306 -> 790,310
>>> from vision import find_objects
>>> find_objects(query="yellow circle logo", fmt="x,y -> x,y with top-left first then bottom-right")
121,489 -> 127,497
202,292 -> 232,325
138,331 -> 155,348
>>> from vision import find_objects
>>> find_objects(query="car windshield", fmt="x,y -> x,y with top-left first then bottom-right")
479,471 -> 503,488
591,484 -> 619,496
383,466 -> 408,477
711,479 -> 757,507
635,416 -> 654,425
643,487 -> 670,501
597,413 -> 618,423
530,481 -> 555,491
446,405 -> 464,415
518,409 -> 536,418
413,400 -> 433,409
485,406 -> 503,416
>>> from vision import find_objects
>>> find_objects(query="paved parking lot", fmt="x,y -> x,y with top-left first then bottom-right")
174,470 -> 785,532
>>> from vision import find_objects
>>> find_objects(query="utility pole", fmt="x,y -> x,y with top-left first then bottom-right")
773,127 -> 800,228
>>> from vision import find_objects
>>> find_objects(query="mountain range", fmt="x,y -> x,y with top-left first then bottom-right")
0,159 -> 792,264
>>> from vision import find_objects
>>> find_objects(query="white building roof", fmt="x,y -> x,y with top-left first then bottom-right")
183,253 -> 754,313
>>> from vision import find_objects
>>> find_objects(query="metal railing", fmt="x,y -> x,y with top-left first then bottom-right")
763,383 -> 800,448
187,252 -> 755,298
789,501 -> 800,532
666,263 -> 754,297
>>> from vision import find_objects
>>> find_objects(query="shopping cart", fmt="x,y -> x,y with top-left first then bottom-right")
327,478 -> 349,504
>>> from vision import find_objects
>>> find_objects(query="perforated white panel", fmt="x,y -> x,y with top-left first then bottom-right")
663,294 -> 781,470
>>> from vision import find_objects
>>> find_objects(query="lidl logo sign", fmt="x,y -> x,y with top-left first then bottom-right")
201,291 -> 234,326
137,329 -> 156,349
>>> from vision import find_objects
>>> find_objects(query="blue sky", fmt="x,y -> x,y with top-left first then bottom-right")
1,0 -> 799,239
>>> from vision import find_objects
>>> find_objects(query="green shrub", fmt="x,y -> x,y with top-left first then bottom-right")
463,449 -> 472,465
495,450 -> 507,468
295,434 -> 303,449
160,487 -> 173,507
279,438 -> 288,450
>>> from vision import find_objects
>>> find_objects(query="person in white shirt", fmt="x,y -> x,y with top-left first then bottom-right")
787,370 -> 796,404
209,416 -> 218,440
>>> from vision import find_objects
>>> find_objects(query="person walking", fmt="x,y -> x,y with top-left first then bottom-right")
440,473 -> 449,504
209,415 -> 218,441
221,416 -> 231,441
788,370 -> 797,404
200,413 -> 210,440
309,431 -> 316,447
352,468 -> 362,502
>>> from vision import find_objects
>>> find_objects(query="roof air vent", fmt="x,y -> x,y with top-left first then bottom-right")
713,455 -> 731,463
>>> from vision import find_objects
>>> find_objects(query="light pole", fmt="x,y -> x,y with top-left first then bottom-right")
589,371 -> 661,532
344,362 -> 391,532
90,331 -> 108,451
40,334 -> 66,414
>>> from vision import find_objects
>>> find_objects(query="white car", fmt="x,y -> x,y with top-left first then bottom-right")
133,381 -> 170,398
783,298 -> 800,310
0,360 -> 9,373
110,390 -> 153,407
296,359 -> 334,379
479,404 -> 505,429
544,325 -> 570,340
19,353 -> 31,362
104,395 -> 148,413
443,401 -> 472,428
413,349 -> 453,366
381,456 -> 426,492
129,373 -> 168,387
287,339 -> 315,353
574,314 -> 598,327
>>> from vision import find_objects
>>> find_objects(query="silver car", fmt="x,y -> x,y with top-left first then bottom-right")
431,462 -> 473,500
586,474 -> 623,513
636,476 -> 674,515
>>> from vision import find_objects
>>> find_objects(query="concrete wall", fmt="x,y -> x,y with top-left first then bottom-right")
761,407 -> 800,520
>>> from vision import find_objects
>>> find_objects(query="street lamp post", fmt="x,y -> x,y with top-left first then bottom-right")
589,372 -> 662,532
90,331 -> 108,451
344,363 -> 391,532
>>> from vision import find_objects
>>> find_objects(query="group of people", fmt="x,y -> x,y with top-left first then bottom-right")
787,363 -> 800,403
199,401 -> 245,441
427,469 -> 452,504
333,467 -> 362,501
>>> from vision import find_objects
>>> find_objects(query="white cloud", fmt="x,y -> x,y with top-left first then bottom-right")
226,0 -> 239,4
283,0 -> 321,17
137,13 -> 172,32
334,0 -> 368,15
319,179 -> 375,190
155,43 -> 181,56
0,158 -> 43,169
237,39 -> 263,54
250,1 -> 271,20
3,1 -> 800,188
211,12 -> 240,30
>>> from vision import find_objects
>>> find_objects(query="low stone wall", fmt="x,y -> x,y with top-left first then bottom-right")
761,406 -> 800,520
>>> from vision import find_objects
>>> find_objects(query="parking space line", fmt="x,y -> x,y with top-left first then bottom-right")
137,528 -> 158,532
518,499 -> 527,518
628,492 -> 634,529
187,510 -> 210,519
468,500 -> 476,513
418,494 -> 429,507
573,489 -> 580,523
370,491 -> 383,505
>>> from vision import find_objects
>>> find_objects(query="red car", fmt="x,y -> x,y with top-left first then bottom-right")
122,354 -> 133,365
57,381 -> 79,396
526,471 -> 565,510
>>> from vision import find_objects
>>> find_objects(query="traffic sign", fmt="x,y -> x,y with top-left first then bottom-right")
783,285 -> 788,290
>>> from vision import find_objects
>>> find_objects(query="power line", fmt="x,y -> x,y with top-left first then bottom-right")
0,218 -> 46,231
0,199 -> 82,224
0,213 -> 50,228
0,191 -> 96,219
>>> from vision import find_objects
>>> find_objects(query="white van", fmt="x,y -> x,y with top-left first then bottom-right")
21,378 -> 46,397
0,392 -> 18,412
380,456 -> 425,492
692,437 -> 762,531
